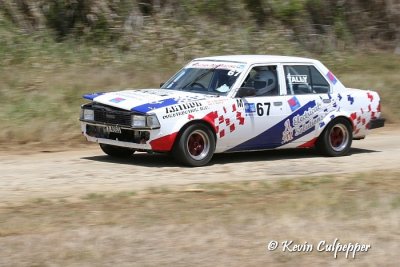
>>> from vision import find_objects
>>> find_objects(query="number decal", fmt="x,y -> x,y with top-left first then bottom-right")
227,70 -> 241,77
264,102 -> 271,116
256,102 -> 271,116
256,103 -> 264,116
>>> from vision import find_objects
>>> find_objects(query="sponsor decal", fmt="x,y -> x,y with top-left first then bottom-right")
207,98 -> 226,105
83,92 -> 105,100
189,61 -> 246,71
228,100 -> 320,151
245,103 -> 256,114
173,94 -> 206,102
202,106 -> 246,140
110,97 -> 126,103
162,101 -> 208,119
326,71 -> 338,85
282,102 -> 323,144
367,92 -> 374,102
165,102 -> 202,114
347,95 -> 355,105
288,96 -> 301,112
236,99 -> 244,108
140,90 -> 170,96
131,98 -> 179,113
244,102 -> 272,117
287,74 -> 308,84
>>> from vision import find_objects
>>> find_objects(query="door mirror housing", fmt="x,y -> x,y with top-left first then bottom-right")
236,87 -> 256,98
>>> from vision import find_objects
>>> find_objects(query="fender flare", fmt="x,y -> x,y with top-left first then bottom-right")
173,119 -> 217,144
315,111 -> 353,137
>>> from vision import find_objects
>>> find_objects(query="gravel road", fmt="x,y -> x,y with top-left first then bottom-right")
0,127 -> 398,204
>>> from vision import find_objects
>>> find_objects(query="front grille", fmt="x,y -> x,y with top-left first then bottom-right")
94,109 -> 131,126
87,103 -> 132,126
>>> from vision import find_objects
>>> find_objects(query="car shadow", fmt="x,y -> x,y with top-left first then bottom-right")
81,147 -> 380,168
348,147 -> 381,155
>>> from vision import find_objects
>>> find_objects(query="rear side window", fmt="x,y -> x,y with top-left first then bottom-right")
284,65 -> 330,95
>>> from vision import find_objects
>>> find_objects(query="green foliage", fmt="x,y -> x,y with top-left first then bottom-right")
181,0 -> 240,20
0,0 -> 398,48
243,0 -> 267,25
270,0 -> 306,25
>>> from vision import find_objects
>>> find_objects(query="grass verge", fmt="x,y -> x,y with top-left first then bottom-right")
0,171 -> 399,266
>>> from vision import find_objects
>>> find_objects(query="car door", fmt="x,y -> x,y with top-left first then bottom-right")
279,64 -> 333,147
227,64 -> 292,151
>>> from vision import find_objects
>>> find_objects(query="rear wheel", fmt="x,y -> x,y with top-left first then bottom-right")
99,144 -> 135,158
316,118 -> 353,157
173,124 -> 215,167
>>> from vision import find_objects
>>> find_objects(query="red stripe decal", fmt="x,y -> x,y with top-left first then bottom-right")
202,111 -> 219,132
150,132 -> 178,152
297,137 -> 317,148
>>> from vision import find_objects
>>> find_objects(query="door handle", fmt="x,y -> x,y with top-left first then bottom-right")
273,102 -> 282,106
323,99 -> 331,103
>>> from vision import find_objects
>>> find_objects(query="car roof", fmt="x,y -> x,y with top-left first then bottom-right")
194,55 -> 319,65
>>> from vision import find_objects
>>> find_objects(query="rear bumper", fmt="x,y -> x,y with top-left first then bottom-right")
369,118 -> 385,129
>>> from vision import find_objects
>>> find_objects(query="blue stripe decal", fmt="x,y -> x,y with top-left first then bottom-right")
131,98 -> 179,113
83,92 -> 105,100
228,100 -> 317,152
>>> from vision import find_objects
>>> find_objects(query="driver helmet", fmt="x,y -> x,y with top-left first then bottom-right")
253,69 -> 277,96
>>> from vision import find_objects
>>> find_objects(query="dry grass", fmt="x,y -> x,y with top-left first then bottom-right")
0,49 -> 399,148
1,8 -> 399,148
332,54 -> 400,123
0,171 -> 399,266
0,56 -> 175,146
0,3 -> 399,148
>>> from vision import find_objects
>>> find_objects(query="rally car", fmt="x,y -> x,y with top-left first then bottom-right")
80,55 -> 385,166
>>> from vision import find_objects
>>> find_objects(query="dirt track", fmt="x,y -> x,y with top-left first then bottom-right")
0,127 -> 398,205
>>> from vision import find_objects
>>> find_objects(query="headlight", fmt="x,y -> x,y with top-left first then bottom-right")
146,115 -> 161,128
131,115 -> 146,127
82,109 -> 94,121
131,114 -> 160,128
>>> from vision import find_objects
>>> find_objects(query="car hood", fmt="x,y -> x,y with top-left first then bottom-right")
83,89 -> 216,113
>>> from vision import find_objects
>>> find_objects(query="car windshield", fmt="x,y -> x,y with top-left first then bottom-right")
161,61 -> 246,95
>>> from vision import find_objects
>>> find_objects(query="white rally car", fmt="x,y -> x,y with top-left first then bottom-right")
80,55 -> 385,166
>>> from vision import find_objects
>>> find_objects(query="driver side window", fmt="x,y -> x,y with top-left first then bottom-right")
241,65 -> 279,97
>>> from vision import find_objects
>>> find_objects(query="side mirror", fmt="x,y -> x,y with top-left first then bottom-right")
236,87 -> 256,97
160,82 -> 165,88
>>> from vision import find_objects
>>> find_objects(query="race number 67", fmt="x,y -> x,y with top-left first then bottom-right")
256,102 -> 271,116
227,70 -> 240,77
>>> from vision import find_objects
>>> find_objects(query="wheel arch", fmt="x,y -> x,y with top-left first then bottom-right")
316,112 -> 354,138
171,119 -> 217,167
173,119 -> 217,149
315,115 -> 353,157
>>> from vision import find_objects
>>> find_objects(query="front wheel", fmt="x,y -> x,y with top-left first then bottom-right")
173,124 -> 216,167
316,118 -> 353,157
99,144 -> 135,158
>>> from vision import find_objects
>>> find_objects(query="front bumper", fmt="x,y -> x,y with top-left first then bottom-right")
369,118 -> 385,129
81,121 -> 153,150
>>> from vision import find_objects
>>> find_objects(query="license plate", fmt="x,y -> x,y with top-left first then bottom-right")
105,125 -> 122,134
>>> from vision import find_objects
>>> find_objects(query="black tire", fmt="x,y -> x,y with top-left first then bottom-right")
172,124 -> 216,167
99,144 -> 135,158
316,118 -> 353,157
